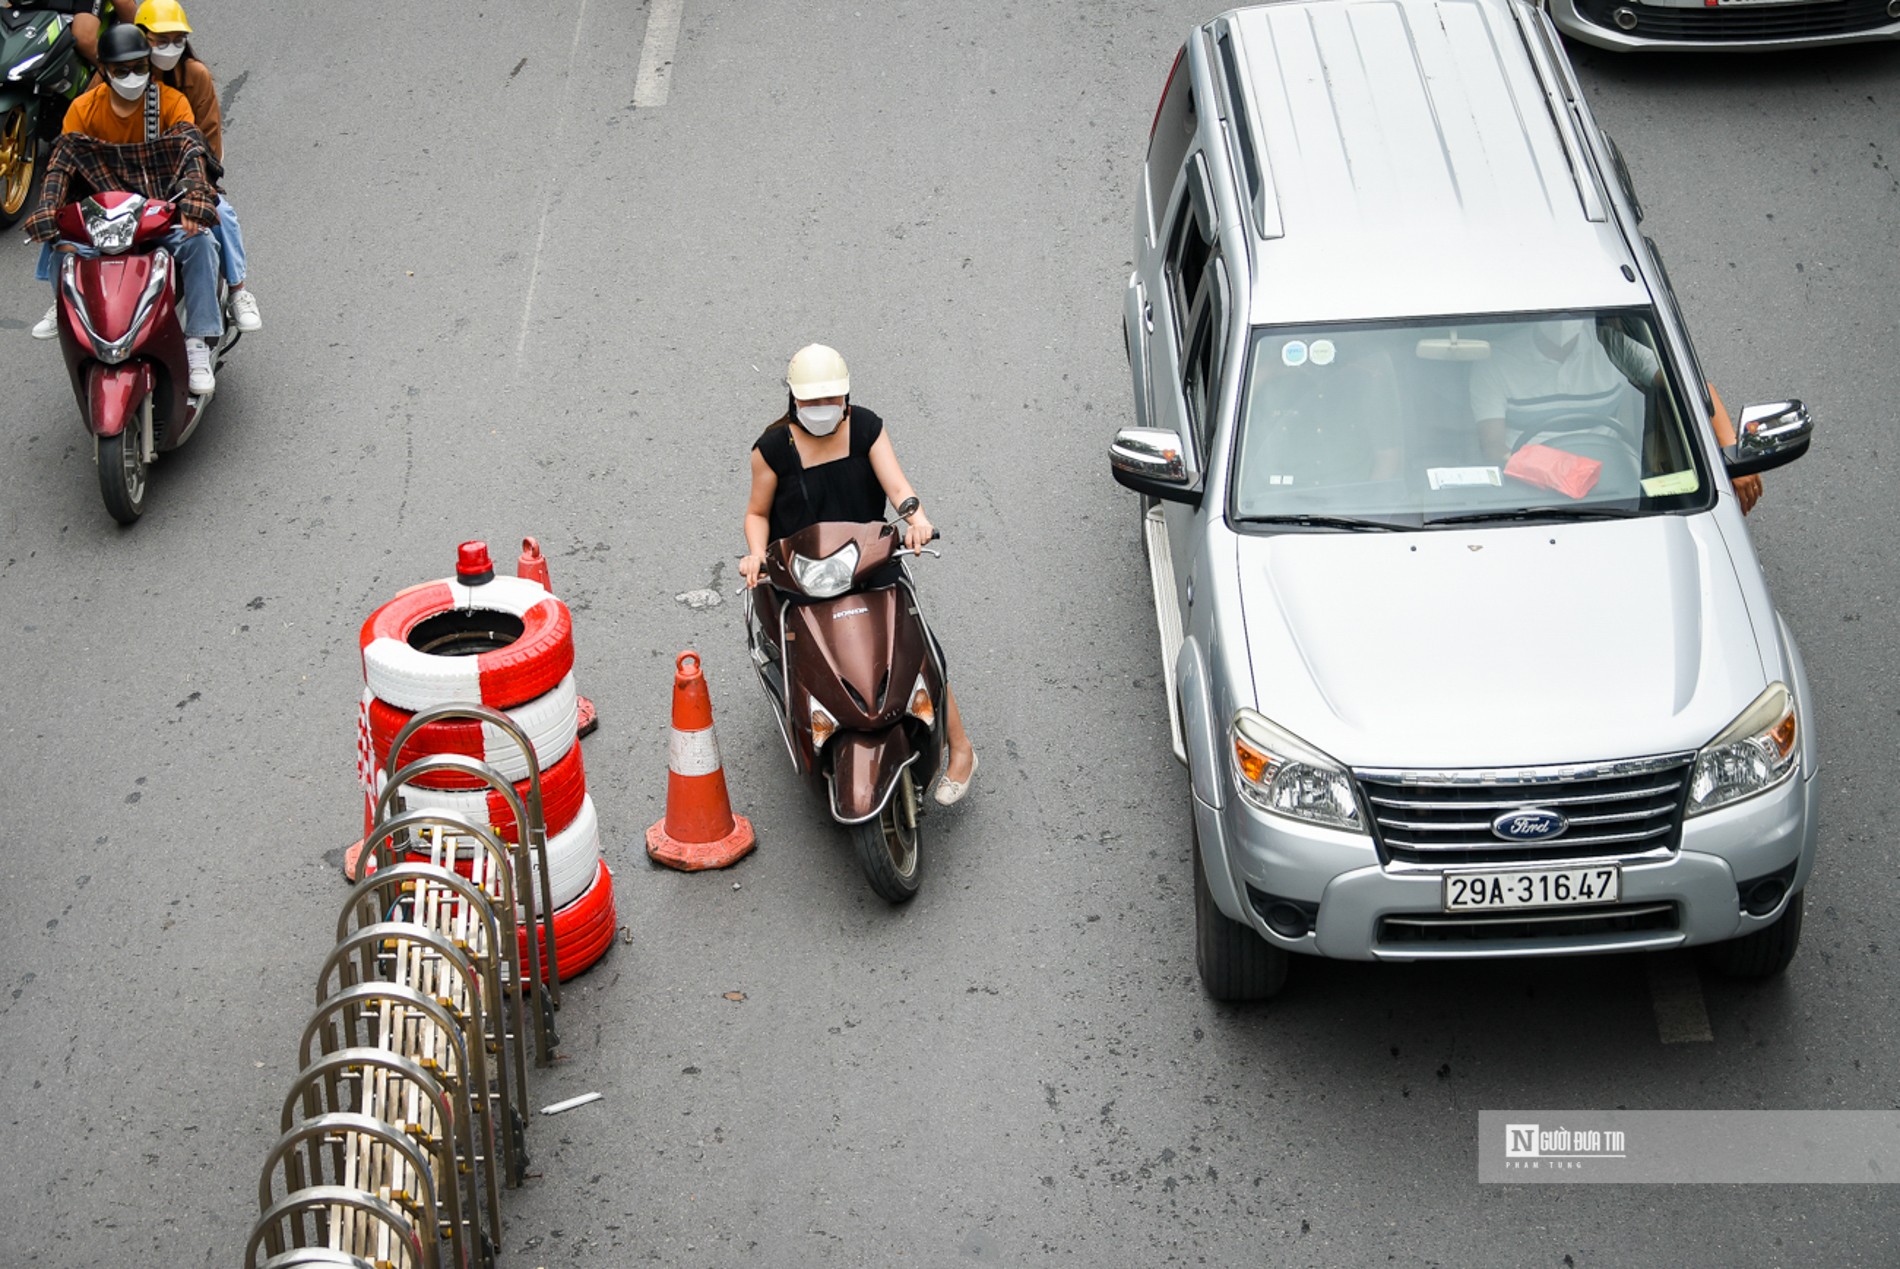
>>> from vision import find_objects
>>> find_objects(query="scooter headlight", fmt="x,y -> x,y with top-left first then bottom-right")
82,196 -> 145,255
790,542 -> 859,599
8,52 -> 49,82
1686,683 -> 1798,816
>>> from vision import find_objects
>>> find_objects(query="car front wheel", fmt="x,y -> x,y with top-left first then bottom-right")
1700,890 -> 1804,980
1193,817 -> 1288,1001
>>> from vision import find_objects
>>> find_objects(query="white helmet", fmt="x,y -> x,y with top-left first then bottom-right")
786,343 -> 850,400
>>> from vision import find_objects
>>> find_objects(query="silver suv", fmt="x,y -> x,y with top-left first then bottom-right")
1113,0 -> 1820,1000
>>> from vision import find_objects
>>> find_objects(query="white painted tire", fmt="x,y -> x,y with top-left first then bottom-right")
397,793 -> 600,914
534,794 -> 601,912
360,575 -> 574,712
379,739 -> 588,842
368,674 -> 578,789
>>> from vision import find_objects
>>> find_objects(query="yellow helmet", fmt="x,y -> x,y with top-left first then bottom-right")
135,0 -> 193,34
785,343 -> 850,400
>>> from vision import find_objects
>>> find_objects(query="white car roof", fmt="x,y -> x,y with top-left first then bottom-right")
1221,0 -> 1649,325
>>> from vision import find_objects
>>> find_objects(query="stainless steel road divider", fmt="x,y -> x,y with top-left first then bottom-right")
384,704 -> 565,1009
249,707 -> 588,1268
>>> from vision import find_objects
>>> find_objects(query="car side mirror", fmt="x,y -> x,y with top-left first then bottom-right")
1723,400 -> 1813,479
1109,428 -> 1202,505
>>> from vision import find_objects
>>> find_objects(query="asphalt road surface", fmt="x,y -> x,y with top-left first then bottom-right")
2,3 -> 1896,1266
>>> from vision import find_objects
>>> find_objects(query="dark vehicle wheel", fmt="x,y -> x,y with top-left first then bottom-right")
1194,820 -> 1288,1001
1700,890 -> 1804,980
0,107 -> 39,229
97,422 -> 148,525
851,767 -> 921,904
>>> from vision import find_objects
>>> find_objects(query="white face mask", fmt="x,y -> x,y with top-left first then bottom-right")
150,46 -> 186,71
107,70 -> 150,100
796,404 -> 844,435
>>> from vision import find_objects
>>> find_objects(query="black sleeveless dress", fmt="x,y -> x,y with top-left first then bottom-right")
753,406 -> 888,540
752,407 -> 941,669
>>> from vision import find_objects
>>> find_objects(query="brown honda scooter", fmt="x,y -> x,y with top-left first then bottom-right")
742,504 -> 945,902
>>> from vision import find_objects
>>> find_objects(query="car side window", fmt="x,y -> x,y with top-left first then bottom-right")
1163,156 -> 1215,354
1182,257 -> 1228,460
1145,44 -> 1197,241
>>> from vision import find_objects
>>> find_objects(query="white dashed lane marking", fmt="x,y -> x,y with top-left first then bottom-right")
513,0 -> 594,376
1647,952 -> 1713,1044
634,0 -> 685,108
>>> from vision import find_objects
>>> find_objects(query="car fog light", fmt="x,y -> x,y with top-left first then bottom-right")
1263,903 -> 1311,938
1743,878 -> 1787,917
1613,5 -> 1639,28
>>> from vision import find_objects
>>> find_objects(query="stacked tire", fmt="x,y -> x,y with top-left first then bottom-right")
355,544 -> 616,980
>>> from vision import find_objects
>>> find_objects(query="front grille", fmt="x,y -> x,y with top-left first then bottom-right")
1578,0 -> 1896,40
1356,756 -> 1694,866
1378,902 -> 1678,946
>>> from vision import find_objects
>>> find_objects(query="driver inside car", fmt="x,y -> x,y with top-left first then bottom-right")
1470,318 -> 1655,464
1472,317 -> 1761,512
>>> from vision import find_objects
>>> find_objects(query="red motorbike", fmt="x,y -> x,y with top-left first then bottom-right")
743,509 -> 947,902
49,190 -> 239,523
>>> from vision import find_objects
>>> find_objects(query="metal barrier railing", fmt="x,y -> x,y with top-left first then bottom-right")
249,712 -> 576,1269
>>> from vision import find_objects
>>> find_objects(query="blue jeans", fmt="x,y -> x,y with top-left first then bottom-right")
213,194 -> 246,287
38,225 -> 223,339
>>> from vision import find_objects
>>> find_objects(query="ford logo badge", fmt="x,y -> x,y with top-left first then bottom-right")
1491,808 -> 1568,842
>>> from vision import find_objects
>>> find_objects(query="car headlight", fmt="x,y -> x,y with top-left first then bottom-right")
1229,709 -> 1362,831
1686,683 -> 1798,816
790,542 -> 859,599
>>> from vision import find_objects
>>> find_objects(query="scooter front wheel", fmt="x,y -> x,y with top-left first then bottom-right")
97,416 -> 149,525
850,767 -> 921,904
0,106 -> 39,228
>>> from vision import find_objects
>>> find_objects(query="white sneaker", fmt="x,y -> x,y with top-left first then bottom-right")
31,304 -> 58,340
185,338 -> 215,394
228,287 -> 262,332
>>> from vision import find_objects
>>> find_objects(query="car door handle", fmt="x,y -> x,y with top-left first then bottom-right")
1142,300 -> 1154,333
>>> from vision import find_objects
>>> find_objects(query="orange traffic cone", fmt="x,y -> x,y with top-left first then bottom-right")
517,536 -> 552,588
646,651 -> 755,870
519,535 -> 597,738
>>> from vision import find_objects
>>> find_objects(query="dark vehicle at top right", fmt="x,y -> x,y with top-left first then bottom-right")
1541,0 -> 1900,50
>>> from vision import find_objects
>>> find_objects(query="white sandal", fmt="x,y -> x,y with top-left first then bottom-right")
934,751 -> 978,807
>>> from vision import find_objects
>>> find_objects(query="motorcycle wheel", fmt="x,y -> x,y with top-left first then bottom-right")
851,767 -> 922,904
98,419 -> 148,525
0,106 -> 39,229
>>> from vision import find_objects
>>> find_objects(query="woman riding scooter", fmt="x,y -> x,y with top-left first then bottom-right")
741,343 -> 978,805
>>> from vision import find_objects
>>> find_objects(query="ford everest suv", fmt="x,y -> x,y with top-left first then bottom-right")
1111,0 -> 1819,1000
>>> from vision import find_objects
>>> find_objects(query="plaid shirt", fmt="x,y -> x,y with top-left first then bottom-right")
24,123 -> 219,243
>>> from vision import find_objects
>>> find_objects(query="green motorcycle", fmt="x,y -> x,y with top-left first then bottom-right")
0,3 -> 94,229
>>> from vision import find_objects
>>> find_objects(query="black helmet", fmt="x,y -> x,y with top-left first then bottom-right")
99,23 -> 152,64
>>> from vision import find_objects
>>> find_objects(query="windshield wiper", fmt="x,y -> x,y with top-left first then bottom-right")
1425,506 -> 1639,526
1235,514 -> 1407,532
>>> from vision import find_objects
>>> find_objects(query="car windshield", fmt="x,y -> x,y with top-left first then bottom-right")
1228,311 -> 1713,529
